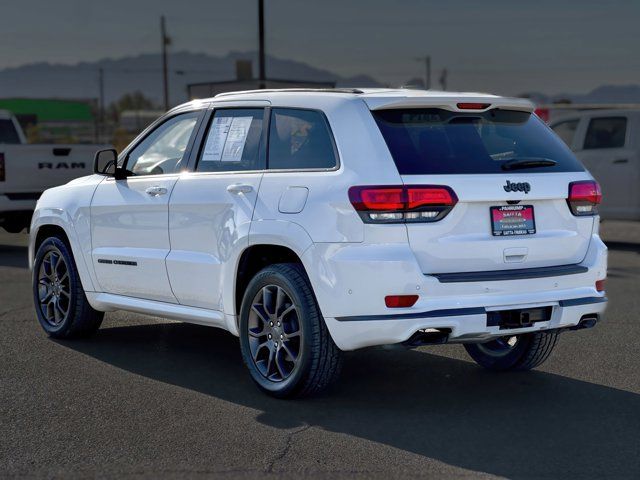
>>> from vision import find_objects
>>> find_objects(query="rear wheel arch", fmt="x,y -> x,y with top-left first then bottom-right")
234,244 -> 310,319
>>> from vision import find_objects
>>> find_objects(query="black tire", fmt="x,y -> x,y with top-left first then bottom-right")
464,331 -> 559,371
239,263 -> 342,398
32,236 -> 103,339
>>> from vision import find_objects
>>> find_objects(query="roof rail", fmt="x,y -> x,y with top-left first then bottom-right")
215,88 -> 364,98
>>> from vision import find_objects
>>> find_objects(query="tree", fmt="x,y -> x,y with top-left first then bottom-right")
108,91 -> 158,121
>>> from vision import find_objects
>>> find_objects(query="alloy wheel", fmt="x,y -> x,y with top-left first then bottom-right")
37,249 -> 71,326
247,284 -> 302,382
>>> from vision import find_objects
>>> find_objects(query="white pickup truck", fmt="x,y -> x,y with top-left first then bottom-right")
0,110 -> 109,232
550,109 -> 640,220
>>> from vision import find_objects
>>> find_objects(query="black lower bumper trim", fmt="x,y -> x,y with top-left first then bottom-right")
432,264 -> 588,283
558,296 -> 608,307
335,307 -> 485,322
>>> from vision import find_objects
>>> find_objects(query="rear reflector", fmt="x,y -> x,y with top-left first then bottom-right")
596,279 -> 605,292
568,180 -> 602,216
385,295 -> 419,308
349,185 -> 458,223
457,102 -> 491,110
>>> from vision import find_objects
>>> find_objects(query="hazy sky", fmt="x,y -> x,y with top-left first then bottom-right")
1,0 -> 638,95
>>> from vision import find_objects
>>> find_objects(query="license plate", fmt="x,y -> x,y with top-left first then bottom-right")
490,205 -> 535,236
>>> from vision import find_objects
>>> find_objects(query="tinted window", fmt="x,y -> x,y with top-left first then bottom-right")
197,109 -> 265,172
584,117 -> 627,149
0,119 -> 21,144
372,109 -> 584,175
268,108 -> 337,170
126,112 -> 200,176
551,119 -> 579,147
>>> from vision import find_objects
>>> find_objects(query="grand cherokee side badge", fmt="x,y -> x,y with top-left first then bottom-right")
504,180 -> 531,194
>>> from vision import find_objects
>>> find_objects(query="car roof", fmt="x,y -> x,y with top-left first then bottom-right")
174,88 -> 534,114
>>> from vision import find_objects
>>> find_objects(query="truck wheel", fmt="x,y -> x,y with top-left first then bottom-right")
464,331 -> 559,371
32,236 -> 103,339
239,263 -> 343,398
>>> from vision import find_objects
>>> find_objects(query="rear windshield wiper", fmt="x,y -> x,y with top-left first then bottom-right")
501,158 -> 557,171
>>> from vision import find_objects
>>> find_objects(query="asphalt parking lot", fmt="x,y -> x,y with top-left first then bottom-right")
1,223 -> 639,479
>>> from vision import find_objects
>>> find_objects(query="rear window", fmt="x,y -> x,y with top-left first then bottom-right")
372,109 -> 584,175
268,108 -> 337,170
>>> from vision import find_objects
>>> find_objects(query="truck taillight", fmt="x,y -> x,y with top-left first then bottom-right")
348,185 -> 457,223
568,181 -> 601,216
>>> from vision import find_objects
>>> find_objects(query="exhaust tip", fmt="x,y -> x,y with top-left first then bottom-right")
402,328 -> 451,347
567,314 -> 600,331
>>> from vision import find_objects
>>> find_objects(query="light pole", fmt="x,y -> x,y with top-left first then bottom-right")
414,55 -> 431,89
161,15 -> 171,110
258,0 -> 266,88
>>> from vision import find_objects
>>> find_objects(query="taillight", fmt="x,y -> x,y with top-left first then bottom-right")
595,279 -> 606,292
568,180 -> 602,216
349,185 -> 457,223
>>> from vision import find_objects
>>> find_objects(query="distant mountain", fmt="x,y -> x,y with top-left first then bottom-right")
0,51 -> 382,107
522,85 -> 640,105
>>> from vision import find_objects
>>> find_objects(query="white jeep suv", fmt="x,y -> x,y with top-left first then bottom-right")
29,88 -> 608,397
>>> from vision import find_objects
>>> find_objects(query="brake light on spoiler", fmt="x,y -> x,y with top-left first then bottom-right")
348,185 -> 458,223
568,180 -> 602,216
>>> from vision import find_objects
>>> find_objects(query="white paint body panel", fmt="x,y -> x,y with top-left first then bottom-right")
90,175 -> 179,302
29,89 -> 608,351
167,171 -> 263,311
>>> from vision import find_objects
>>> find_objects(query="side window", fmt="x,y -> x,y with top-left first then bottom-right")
126,111 -> 200,176
584,117 -> 627,150
268,108 -> 338,170
197,108 -> 265,172
551,119 -> 579,147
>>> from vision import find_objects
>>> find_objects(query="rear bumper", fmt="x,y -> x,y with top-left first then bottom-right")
325,296 -> 607,350
303,234 -> 608,351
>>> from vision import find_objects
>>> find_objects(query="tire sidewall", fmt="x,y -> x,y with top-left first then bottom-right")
465,334 -> 534,370
32,237 -> 79,336
239,266 -> 315,397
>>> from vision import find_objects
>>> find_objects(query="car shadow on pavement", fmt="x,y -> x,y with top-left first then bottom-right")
0,244 -> 28,268
60,321 -> 640,479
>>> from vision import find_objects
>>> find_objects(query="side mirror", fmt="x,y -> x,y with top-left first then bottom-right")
93,148 -> 118,176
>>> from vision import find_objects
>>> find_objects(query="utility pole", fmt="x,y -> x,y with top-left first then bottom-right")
258,0 -> 266,88
439,68 -> 448,91
161,15 -> 170,110
98,67 -> 105,142
415,55 -> 431,89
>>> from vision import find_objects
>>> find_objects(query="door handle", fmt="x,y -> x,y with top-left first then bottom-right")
227,183 -> 254,194
145,186 -> 168,196
613,158 -> 628,164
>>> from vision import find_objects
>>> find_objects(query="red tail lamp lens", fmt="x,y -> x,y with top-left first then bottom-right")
406,187 -> 456,209
385,295 -> 419,308
568,181 -> 602,216
596,279 -> 605,292
348,185 -> 458,223
355,187 -> 404,210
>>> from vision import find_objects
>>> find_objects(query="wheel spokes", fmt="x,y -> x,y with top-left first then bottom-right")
247,283 -> 302,382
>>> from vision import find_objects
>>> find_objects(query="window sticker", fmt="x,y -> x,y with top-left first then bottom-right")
201,116 -> 252,162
